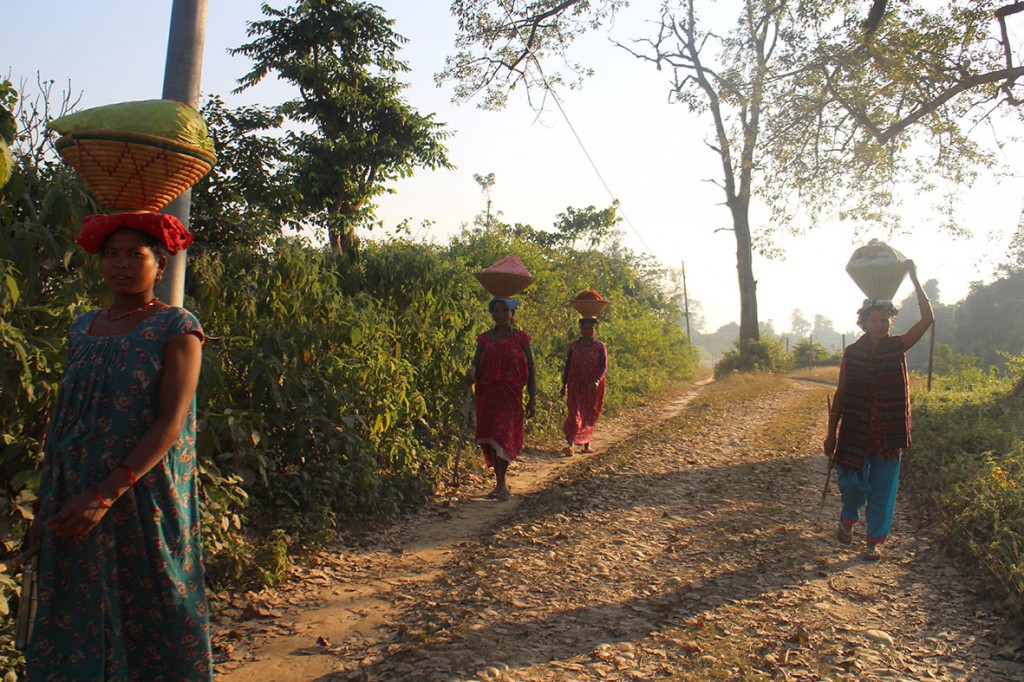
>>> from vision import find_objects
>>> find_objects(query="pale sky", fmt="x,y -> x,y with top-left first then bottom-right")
5,1 -> 1023,335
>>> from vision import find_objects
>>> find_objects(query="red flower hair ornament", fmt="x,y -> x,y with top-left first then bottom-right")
76,212 -> 194,254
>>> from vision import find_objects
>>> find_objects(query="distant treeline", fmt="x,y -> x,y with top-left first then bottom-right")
696,269 -> 1024,378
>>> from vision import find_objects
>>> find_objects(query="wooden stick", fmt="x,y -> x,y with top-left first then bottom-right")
816,395 -> 836,528
450,384 -> 475,487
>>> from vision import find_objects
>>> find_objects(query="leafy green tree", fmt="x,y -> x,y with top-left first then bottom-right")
763,0 -> 1023,234
232,0 -> 453,253
950,269 -> 1024,369
792,339 -> 838,368
0,80 -> 16,190
790,309 -> 812,342
440,1 -> 1024,343
547,201 -> 619,250
473,172 -> 496,230
190,96 -> 298,250
811,314 -> 848,352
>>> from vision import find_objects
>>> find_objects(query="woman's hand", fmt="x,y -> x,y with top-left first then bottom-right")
560,383 -> 567,398
525,397 -> 536,420
823,434 -> 837,459
44,489 -> 111,538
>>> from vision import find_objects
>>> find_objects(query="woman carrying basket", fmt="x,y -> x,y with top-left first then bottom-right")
560,317 -> 607,456
26,213 -> 213,680
468,297 -> 537,501
823,260 -> 933,560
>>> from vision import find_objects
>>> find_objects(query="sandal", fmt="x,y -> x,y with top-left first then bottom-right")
863,543 -> 881,561
836,522 -> 853,546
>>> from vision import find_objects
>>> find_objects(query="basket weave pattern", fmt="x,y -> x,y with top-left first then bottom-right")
474,271 -> 534,297
570,299 -> 610,317
56,131 -> 215,212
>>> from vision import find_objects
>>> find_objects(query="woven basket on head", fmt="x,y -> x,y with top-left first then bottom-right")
474,271 -> 535,297
569,298 -> 610,317
846,239 -> 908,302
55,131 -> 216,212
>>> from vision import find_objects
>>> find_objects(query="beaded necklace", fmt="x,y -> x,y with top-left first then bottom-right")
105,298 -> 158,321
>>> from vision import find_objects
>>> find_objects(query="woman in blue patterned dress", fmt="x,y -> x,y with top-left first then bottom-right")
26,212 -> 213,680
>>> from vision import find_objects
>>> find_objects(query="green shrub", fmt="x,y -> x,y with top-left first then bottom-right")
908,376 -> 1024,614
791,339 -> 840,368
714,337 -> 793,377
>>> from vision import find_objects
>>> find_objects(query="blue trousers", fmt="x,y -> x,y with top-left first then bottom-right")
837,457 -> 901,543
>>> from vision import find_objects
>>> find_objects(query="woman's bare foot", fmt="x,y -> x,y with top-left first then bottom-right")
582,443 -> 592,453
561,444 -> 574,457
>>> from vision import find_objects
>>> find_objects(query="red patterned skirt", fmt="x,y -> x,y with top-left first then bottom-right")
475,381 -> 524,466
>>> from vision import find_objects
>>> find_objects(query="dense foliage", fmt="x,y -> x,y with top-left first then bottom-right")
893,270 -> 1024,375
907,367 -> 1024,616
0,159 -> 699,666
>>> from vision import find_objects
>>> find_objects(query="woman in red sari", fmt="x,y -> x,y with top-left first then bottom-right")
469,297 -> 536,500
561,317 -> 607,456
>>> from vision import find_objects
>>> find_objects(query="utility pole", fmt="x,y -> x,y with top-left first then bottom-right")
155,0 -> 207,307
927,320 -> 936,391
681,260 -> 691,340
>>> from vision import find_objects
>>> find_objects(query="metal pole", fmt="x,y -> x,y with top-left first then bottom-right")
681,260 -> 691,340
927,319 -> 936,391
155,0 -> 207,307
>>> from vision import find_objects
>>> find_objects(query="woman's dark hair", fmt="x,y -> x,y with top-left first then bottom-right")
100,227 -> 171,261
856,300 -> 899,331
579,318 -> 598,326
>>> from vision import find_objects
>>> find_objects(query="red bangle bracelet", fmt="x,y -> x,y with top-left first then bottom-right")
117,463 -> 137,487
92,484 -> 112,509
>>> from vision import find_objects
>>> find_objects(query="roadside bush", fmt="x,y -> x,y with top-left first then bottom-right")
907,367 -> 1024,615
1,221 -> 701,595
714,337 -> 793,377
792,339 -> 840,368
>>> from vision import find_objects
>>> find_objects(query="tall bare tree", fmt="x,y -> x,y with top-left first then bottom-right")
439,0 -> 1024,341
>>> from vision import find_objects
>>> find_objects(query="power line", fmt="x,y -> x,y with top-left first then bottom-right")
493,0 -> 657,256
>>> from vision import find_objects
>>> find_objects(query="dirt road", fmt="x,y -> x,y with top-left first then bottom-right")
213,376 -> 1022,681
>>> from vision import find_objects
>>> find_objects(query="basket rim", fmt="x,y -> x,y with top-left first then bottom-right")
56,131 -> 216,164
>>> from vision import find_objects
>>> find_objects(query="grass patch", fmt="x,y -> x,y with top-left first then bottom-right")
907,375 -> 1024,615
788,366 -> 840,384
761,384 -> 831,452
693,372 -> 789,411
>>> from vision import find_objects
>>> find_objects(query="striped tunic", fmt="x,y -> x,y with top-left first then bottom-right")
835,334 -> 910,473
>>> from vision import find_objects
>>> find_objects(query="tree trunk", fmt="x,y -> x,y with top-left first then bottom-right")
328,195 -> 362,255
732,203 -> 760,342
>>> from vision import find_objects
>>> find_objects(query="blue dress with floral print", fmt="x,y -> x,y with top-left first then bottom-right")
27,307 -> 213,681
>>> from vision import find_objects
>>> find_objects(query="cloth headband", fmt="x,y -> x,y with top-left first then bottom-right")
76,212 -> 194,255
488,297 -> 521,312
